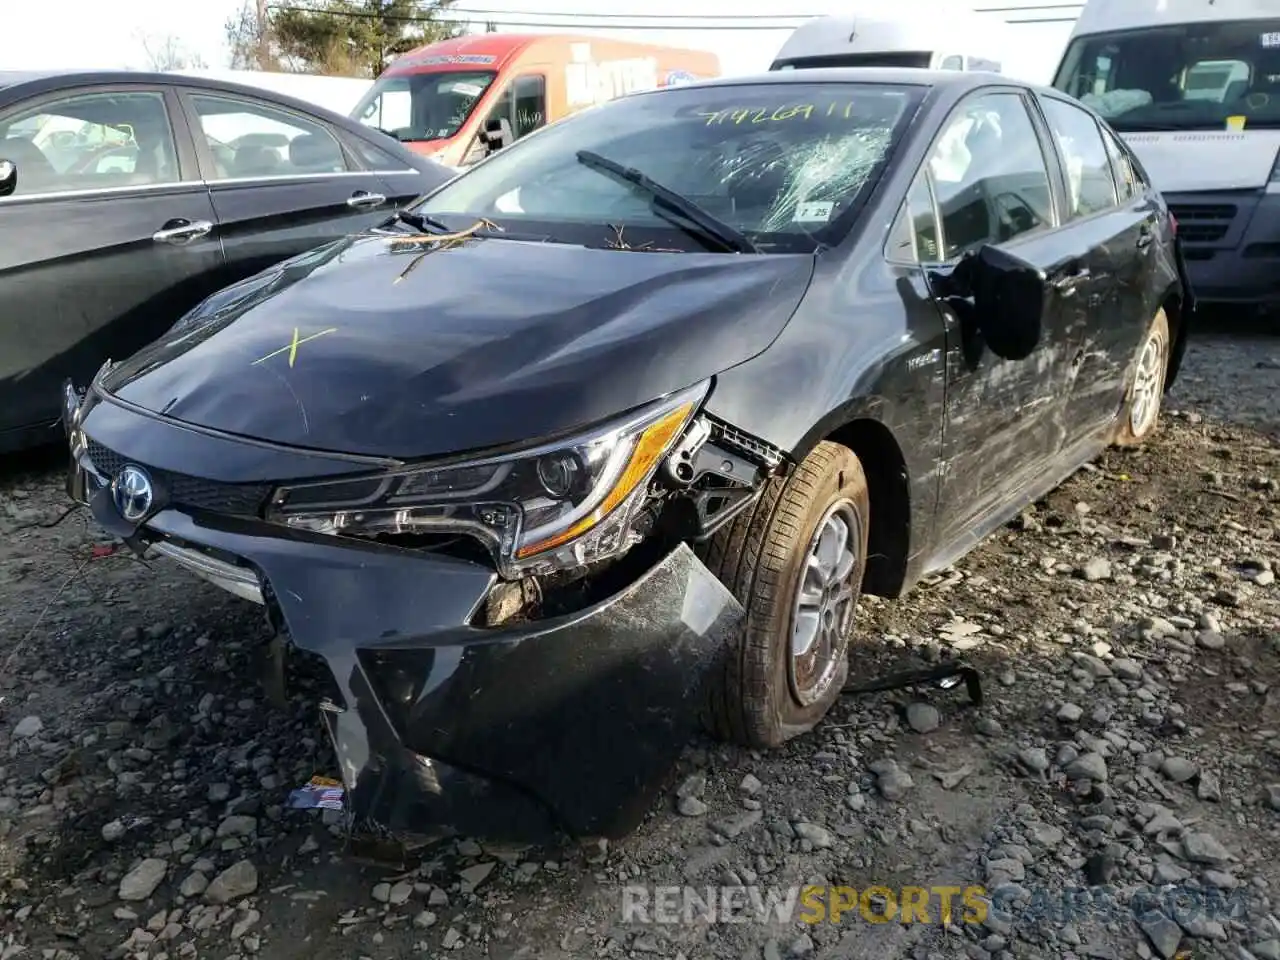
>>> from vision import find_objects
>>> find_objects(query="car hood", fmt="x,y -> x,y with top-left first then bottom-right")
101,230 -> 815,460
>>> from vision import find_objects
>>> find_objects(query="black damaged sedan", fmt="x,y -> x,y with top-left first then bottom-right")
63,68 -> 1192,845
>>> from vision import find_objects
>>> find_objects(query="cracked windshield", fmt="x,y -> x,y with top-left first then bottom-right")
416,82 -> 916,249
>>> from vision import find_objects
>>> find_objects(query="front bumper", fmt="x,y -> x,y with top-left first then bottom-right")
65,386 -> 745,844
1165,188 -> 1280,306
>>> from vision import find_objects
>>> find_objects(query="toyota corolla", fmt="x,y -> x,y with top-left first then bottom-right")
62,68 -> 1190,845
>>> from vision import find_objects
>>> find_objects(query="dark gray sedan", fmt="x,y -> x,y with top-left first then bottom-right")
0,69 -> 454,453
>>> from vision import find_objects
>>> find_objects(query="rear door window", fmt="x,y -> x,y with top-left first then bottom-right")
1039,96 -> 1119,218
187,94 -> 351,180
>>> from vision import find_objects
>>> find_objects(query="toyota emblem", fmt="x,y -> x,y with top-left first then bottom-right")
113,464 -> 154,523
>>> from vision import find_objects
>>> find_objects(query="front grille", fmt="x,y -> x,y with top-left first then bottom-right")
1168,203 -> 1236,244
86,439 -> 271,517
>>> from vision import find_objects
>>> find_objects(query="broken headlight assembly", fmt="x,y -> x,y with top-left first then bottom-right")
266,382 -> 709,578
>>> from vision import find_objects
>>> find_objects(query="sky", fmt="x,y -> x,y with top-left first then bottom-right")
0,0 -> 1078,84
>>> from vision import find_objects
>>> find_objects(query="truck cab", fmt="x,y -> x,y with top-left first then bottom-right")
769,13 -> 1006,74
1051,0 -> 1280,307
352,34 -> 720,171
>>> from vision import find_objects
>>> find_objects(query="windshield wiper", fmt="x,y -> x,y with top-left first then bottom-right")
394,210 -> 454,233
575,150 -> 758,254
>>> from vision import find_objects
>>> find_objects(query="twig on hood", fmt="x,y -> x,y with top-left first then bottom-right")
392,218 -> 502,284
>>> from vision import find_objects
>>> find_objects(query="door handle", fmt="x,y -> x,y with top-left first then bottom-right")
1051,267 -> 1090,297
1136,225 -> 1154,250
347,191 -> 386,208
153,219 -> 213,245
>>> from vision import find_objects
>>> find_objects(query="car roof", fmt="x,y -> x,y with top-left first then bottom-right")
0,69 -> 373,124
0,68 -> 432,164
657,66 -> 1053,97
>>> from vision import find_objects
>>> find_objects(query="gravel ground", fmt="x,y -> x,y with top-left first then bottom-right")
0,326 -> 1277,960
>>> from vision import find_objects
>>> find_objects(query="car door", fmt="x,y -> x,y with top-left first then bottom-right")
177,87 -> 399,285
1036,94 -> 1157,439
340,129 -> 441,208
458,72 -> 548,167
0,84 -> 222,450
913,89 -> 1088,554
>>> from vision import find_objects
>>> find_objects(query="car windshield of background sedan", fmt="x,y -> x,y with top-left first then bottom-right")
414,81 -> 922,251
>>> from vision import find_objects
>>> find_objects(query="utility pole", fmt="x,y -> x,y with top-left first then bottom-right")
255,0 -> 271,68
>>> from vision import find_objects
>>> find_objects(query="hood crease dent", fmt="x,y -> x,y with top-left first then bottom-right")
103,233 -> 816,460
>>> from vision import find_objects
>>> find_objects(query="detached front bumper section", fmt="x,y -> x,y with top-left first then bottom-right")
65,400 -> 745,845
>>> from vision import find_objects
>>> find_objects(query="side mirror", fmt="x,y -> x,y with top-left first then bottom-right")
0,159 -> 15,198
481,117 -> 514,153
950,244 -> 1046,361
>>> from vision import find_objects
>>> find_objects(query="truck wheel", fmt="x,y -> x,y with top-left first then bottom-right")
1112,308 -> 1170,447
701,441 -> 869,748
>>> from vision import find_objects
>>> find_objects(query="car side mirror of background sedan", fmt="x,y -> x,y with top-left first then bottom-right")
0,159 -> 15,198
953,244 -> 1046,362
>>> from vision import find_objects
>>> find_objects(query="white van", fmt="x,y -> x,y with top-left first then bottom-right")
1051,0 -> 1280,307
770,11 -> 1007,74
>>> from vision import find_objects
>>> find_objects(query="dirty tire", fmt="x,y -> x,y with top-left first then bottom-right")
1112,308 -> 1170,447
700,441 -> 870,749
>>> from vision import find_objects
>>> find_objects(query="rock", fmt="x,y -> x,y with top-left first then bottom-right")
1058,703 -> 1084,722
676,772 -> 706,800
101,819 -> 126,843
975,717 -> 1003,737
905,702 -> 940,733
179,873 -> 208,898
1251,940 -> 1280,960
1018,747 -> 1050,773
1065,753 -> 1108,782
1111,658 -> 1143,681
413,910 -> 437,929
458,862 -> 495,892
230,909 -> 260,939
1143,810 -> 1183,836
118,859 -> 167,902
739,774 -> 763,796
388,880 -> 414,905
1197,772 -> 1222,802
1160,757 -> 1199,783
371,882 -> 391,903
677,795 -> 708,817
1079,558 -> 1113,582
215,815 -> 257,838
1265,785 -> 1280,811
712,810 -> 762,839
204,860 -> 258,904
1197,631 -> 1226,650
1140,913 -> 1184,959
1027,823 -> 1064,847
793,823 -> 834,848
876,769 -> 914,800
12,716 -> 42,739
1181,833 -> 1233,865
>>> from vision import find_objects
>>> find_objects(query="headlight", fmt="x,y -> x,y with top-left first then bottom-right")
267,382 -> 709,577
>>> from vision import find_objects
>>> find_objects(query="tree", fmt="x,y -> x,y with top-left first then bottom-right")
226,0 -> 280,71
268,0 -> 467,78
138,32 -> 209,71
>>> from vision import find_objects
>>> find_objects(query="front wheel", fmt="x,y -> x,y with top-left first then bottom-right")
1112,308 -> 1170,446
701,441 -> 870,748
